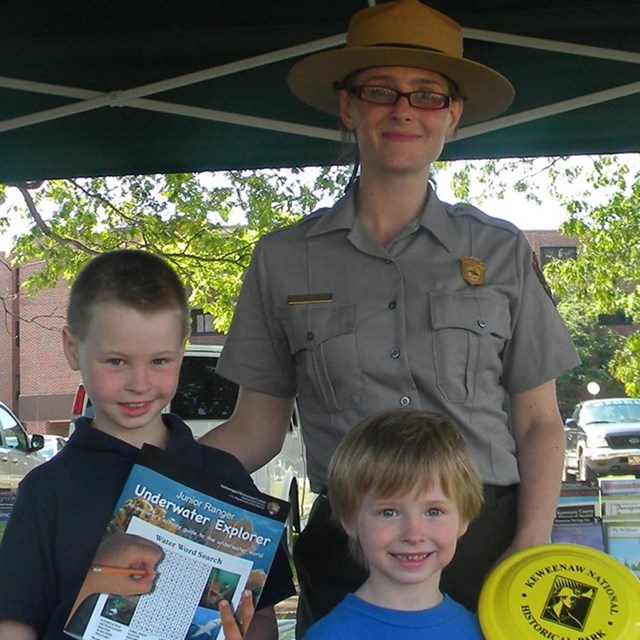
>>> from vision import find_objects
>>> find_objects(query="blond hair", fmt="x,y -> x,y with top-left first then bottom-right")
329,410 -> 483,561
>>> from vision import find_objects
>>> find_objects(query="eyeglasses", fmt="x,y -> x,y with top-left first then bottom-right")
347,85 -> 452,110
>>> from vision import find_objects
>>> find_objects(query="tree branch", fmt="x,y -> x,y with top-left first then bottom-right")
12,182 -> 99,255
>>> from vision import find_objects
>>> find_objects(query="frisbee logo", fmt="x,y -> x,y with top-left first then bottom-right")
540,577 -> 596,632
478,544 -> 640,640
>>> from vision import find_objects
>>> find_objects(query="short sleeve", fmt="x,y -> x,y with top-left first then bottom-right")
501,233 -> 581,394
217,237 -> 296,397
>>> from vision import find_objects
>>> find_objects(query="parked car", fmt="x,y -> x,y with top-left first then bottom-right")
69,344 -> 307,548
0,401 -> 45,489
39,434 -> 68,461
563,398 -> 640,482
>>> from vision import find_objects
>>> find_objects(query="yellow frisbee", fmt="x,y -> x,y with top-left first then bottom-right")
478,543 -> 640,639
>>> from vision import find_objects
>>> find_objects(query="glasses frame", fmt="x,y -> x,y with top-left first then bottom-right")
347,85 -> 452,111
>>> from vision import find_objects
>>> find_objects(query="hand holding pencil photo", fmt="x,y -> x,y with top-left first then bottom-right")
69,533 -> 165,620
90,565 -> 149,578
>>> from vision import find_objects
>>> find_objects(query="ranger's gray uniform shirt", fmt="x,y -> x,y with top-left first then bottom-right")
218,187 -> 580,492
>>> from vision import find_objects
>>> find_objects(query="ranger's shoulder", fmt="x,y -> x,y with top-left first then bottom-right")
448,202 -> 520,235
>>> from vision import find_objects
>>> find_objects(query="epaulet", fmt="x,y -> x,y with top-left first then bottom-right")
306,207 -> 331,220
292,206 -> 331,226
448,203 -> 519,235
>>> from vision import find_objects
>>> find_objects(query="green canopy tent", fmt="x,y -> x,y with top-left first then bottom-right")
1,0 -> 639,182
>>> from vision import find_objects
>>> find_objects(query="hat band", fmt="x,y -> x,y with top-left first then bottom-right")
362,42 -> 448,55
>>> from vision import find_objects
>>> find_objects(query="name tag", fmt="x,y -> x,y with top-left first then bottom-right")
287,293 -> 333,305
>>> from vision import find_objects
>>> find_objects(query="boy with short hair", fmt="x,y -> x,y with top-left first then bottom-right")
303,409 -> 484,639
0,249 -> 294,640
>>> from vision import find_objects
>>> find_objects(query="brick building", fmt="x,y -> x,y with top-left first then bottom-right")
0,229 -> 632,435
0,252 -> 222,435
522,229 -> 578,268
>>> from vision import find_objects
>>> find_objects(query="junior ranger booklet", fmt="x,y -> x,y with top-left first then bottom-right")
65,444 -> 289,640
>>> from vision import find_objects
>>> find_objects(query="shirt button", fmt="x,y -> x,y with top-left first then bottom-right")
388,301 -> 397,310
306,332 -> 314,341
384,259 -> 392,265
390,348 -> 400,359
399,396 -> 411,407
477,319 -> 487,329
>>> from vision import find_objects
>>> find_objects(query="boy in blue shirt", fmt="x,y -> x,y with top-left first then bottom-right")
0,250 -> 294,640
303,410 -> 484,639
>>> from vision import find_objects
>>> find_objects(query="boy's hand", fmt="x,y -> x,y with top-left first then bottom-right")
219,590 -> 254,638
0,620 -> 37,640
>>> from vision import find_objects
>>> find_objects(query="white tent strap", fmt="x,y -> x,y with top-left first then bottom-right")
0,27 -> 638,141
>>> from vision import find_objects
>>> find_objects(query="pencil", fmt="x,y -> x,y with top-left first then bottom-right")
91,565 -> 149,576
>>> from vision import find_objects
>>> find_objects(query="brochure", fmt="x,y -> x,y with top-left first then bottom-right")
64,444 -> 289,640
551,520 -> 605,551
0,489 -> 16,543
605,521 -> 640,578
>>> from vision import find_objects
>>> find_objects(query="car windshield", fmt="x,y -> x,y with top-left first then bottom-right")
583,401 -> 640,424
171,355 -> 238,421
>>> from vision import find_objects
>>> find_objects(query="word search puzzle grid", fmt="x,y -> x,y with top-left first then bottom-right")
125,517 -> 253,640
132,547 -> 209,638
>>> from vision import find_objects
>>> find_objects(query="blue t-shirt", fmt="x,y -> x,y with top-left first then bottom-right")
303,593 -> 484,639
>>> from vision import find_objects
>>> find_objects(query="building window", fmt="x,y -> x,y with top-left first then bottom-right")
191,309 -> 218,335
540,245 -> 577,268
598,310 -> 632,326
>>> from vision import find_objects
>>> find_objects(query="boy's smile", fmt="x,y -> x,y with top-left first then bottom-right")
63,301 -> 186,448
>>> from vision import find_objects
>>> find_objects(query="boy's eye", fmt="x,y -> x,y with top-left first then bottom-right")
152,358 -> 169,365
426,507 -> 444,517
380,508 -> 397,518
107,358 -> 124,366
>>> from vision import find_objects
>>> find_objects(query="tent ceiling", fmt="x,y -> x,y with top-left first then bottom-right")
1,1 -> 639,182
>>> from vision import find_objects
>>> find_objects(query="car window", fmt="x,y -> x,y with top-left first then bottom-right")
0,407 -> 28,452
616,402 -> 640,422
581,401 -> 640,424
171,355 -> 239,421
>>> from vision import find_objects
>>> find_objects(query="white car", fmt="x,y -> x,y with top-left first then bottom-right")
0,401 -> 46,490
564,398 -> 640,482
39,434 -> 68,461
69,344 -> 307,550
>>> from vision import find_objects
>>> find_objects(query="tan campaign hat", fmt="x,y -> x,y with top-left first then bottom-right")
288,0 -> 514,125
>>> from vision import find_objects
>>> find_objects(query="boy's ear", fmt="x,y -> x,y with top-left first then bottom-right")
62,326 -> 81,371
457,520 -> 470,538
340,518 -> 356,539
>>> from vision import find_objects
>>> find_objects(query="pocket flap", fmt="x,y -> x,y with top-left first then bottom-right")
284,303 -> 356,353
429,292 -> 511,338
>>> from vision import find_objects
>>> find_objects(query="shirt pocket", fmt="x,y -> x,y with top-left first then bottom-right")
283,303 -> 364,413
429,292 -> 512,403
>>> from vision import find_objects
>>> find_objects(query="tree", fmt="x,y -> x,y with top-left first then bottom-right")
553,296 -> 625,415
2,169 -> 350,332
544,158 -> 640,397
445,154 -> 640,397
3,156 -> 639,393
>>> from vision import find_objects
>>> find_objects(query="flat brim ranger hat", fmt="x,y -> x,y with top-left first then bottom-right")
288,0 -> 515,126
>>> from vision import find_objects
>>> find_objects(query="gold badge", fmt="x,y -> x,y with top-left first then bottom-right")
460,257 -> 486,286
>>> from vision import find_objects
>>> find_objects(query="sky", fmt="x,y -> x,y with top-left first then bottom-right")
434,167 -> 567,231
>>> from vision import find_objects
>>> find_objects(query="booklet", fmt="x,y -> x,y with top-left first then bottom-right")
0,489 -> 16,543
64,444 -> 289,640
